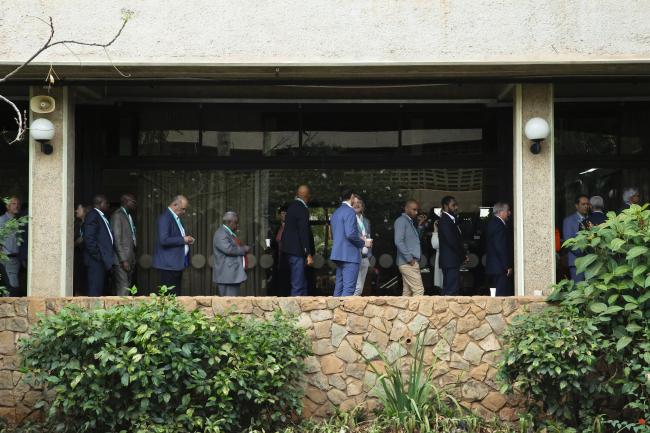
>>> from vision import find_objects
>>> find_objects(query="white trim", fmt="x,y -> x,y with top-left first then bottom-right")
3,59 -> 650,67
60,87 -> 70,296
548,87 -> 557,287
513,85 -> 525,296
26,88 -> 34,296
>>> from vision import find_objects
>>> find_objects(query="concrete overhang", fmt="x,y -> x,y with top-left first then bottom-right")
2,61 -> 650,83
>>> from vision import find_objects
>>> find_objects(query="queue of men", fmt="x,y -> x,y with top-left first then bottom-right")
4,184 -> 632,297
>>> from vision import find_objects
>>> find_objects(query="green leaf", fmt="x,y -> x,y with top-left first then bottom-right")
616,336 -> 632,351
120,373 -> 129,387
609,238 -> 626,251
632,265 -> 647,278
575,254 -> 598,274
613,265 -> 631,276
589,302 -> 608,314
626,245 -> 648,260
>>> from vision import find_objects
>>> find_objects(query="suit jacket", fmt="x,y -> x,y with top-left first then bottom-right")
438,212 -> 464,269
485,216 -> 512,275
153,208 -> 188,271
330,203 -> 364,263
281,199 -> 315,257
394,213 -> 421,267
83,208 -> 114,271
111,208 -> 136,265
588,211 -> 606,226
562,212 -> 585,267
212,226 -> 247,285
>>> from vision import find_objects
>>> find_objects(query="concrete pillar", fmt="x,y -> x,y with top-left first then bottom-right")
513,84 -> 555,296
27,87 -> 75,296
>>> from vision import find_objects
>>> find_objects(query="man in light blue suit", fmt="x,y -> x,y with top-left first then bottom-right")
330,190 -> 372,297
562,194 -> 590,282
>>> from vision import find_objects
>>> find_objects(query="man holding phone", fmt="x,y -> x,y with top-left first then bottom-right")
153,194 -> 195,295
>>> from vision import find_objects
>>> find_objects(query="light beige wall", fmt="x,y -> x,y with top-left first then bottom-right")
27,87 -> 75,297
513,84 -> 555,296
0,1 -> 649,66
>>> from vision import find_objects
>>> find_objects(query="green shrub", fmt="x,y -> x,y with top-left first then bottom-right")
19,294 -> 311,433
497,308 -> 605,427
500,205 -> 650,431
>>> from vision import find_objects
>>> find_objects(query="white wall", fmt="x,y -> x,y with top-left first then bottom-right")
1,0 -> 650,67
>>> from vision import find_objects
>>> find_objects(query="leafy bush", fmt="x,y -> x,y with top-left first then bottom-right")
19,294 -> 311,433
498,308 -> 605,426
500,205 -> 650,431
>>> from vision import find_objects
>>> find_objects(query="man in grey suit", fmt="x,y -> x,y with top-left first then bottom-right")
111,193 -> 137,295
394,199 -> 424,296
213,211 -> 250,296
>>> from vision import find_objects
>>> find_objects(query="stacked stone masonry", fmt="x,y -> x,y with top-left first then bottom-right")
0,296 -> 547,424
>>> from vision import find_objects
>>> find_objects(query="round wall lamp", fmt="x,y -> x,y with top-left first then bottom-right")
30,118 -> 55,154
524,117 -> 550,155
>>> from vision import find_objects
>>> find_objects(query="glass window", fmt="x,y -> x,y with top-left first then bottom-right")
201,104 -> 299,156
301,105 -> 399,152
401,106 -> 484,156
137,103 -> 200,156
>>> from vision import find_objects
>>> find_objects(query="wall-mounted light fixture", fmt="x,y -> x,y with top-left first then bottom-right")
524,117 -> 550,155
30,118 -> 55,154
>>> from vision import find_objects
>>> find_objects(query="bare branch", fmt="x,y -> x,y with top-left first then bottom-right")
1,12 -> 131,84
0,10 -> 132,144
0,16 -> 55,84
0,94 -> 26,144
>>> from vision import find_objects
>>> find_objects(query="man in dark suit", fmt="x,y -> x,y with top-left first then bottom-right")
83,195 -> 115,296
153,195 -> 195,295
438,196 -> 466,296
486,202 -> 513,296
281,185 -> 315,296
588,195 -> 606,226
330,191 -> 371,297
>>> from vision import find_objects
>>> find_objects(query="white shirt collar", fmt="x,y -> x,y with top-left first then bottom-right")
443,211 -> 455,222
343,201 -> 354,209
496,215 -> 506,225
95,208 -> 105,217
168,207 -> 179,219
295,197 -> 308,208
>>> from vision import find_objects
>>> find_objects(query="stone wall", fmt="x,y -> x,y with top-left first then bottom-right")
0,296 -> 547,424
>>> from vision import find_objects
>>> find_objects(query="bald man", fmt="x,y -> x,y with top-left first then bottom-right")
281,185 -> 315,296
153,195 -> 195,295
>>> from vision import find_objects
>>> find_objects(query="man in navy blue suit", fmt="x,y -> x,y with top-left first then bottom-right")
486,202 -> 513,296
330,190 -> 371,297
83,195 -> 115,296
438,196 -> 466,296
153,195 -> 195,295
562,194 -> 590,282
281,185 -> 315,296
588,196 -> 607,226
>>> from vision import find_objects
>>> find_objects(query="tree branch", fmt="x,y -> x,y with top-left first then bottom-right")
0,11 -> 132,144
0,94 -> 26,144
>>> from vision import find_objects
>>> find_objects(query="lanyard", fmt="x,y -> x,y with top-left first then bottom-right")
357,216 -> 366,235
122,207 -> 136,240
223,224 -> 237,238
